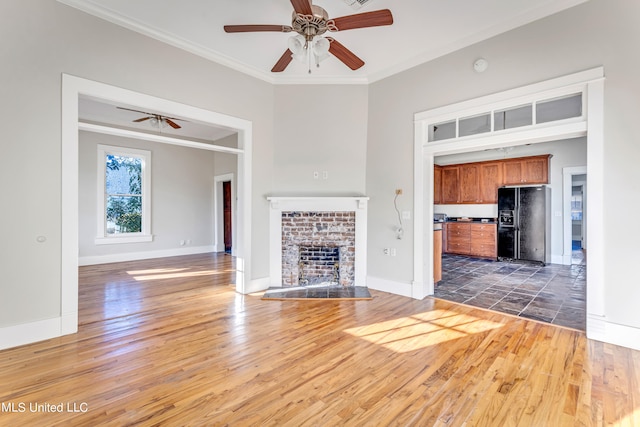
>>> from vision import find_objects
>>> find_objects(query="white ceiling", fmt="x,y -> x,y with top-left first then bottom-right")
59,0 -> 588,85
79,97 -> 238,142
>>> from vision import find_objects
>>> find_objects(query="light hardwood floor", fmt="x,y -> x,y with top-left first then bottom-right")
0,253 -> 639,426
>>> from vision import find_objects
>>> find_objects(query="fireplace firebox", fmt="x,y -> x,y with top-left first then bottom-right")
268,197 -> 369,288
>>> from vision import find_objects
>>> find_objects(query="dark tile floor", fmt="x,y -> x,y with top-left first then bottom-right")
434,251 -> 586,330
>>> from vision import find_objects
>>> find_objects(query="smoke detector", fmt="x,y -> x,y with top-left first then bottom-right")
342,0 -> 374,10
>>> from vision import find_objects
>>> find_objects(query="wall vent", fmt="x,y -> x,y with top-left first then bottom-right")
342,0 -> 374,10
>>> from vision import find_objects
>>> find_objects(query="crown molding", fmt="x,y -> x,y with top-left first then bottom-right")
58,0 -> 589,86
57,0 -> 370,85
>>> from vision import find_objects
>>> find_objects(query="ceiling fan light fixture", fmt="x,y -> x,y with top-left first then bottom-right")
288,34 -> 306,55
313,37 -> 330,56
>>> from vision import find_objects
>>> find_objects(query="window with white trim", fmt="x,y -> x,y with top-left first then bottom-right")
96,144 -> 152,244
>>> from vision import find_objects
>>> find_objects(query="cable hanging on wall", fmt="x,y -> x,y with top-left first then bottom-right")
394,189 -> 403,239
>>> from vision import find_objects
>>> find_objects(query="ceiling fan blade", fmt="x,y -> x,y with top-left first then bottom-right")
133,117 -> 151,123
118,106 -> 154,115
290,0 -> 313,15
327,38 -> 364,70
331,9 -> 393,31
164,118 -> 181,129
271,49 -> 294,72
224,24 -> 292,33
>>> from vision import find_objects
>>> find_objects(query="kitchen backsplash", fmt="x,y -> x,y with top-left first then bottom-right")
434,204 -> 498,218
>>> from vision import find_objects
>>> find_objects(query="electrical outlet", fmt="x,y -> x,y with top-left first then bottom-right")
390,248 -> 397,256
383,248 -> 390,255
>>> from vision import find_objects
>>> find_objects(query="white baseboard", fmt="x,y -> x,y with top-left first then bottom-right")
245,277 -> 271,294
0,317 -> 63,350
552,254 -> 570,265
79,245 -> 215,266
587,314 -> 640,351
367,276 -> 414,299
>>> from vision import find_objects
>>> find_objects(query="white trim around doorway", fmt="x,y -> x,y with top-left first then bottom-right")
53,74 -> 252,346
414,67 -> 610,345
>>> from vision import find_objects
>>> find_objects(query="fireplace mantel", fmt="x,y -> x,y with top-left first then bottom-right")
267,196 -> 369,210
267,196 -> 369,287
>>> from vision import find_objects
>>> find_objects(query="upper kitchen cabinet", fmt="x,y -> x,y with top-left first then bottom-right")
479,162 -> 503,204
502,155 -> 551,185
434,165 -> 442,204
441,166 -> 460,204
459,163 -> 480,203
434,155 -> 550,205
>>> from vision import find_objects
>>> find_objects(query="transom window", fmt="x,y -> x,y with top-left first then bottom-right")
428,92 -> 583,142
96,144 -> 152,244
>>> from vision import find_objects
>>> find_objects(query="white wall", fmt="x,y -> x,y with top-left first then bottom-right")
272,85 -> 368,196
78,131 -> 227,263
0,0 -> 274,329
367,0 -> 640,330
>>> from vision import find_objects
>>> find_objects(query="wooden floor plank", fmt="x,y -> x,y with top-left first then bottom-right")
0,253 -> 638,426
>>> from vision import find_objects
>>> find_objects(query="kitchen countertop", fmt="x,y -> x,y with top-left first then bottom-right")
437,217 -> 498,224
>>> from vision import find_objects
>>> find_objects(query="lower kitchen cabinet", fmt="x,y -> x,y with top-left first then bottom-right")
445,222 -> 497,259
470,224 -> 497,258
434,229 -> 442,283
446,223 -> 471,254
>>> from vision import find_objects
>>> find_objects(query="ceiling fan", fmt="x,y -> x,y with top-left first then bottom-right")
224,0 -> 393,72
117,107 -> 183,129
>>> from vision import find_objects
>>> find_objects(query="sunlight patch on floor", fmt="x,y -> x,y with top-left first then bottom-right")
619,407 -> 640,426
343,309 -> 504,353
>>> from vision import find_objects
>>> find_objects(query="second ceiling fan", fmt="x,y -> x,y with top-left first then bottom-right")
224,0 -> 393,72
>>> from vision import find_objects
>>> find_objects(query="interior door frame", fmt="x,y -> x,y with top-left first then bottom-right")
413,67 -> 604,341
214,173 -> 235,255
61,74 -> 253,338
563,166 -> 587,262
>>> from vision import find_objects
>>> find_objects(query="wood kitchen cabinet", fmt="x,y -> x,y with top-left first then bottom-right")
470,223 -> 497,258
434,165 -> 442,204
446,222 -> 471,255
479,162 -> 503,203
441,166 -> 460,204
503,155 -> 550,185
459,163 -> 480,203
445,222 -> 497,259
434,155 -> 550,205
433,229 -> 442,283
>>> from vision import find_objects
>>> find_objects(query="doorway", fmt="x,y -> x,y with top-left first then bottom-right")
413,67 -> 605,340
571,175 -> 586,251
223,181 -> 232,253
215,173 -> 235,255
61,74 -> 253,339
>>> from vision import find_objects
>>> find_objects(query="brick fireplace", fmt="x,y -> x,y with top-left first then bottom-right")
268,197 -> 369,288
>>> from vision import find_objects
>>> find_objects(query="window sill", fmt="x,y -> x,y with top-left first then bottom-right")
95,235 -> 154,245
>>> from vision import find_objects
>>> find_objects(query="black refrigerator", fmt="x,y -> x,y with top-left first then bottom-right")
497,186 -> 551,265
